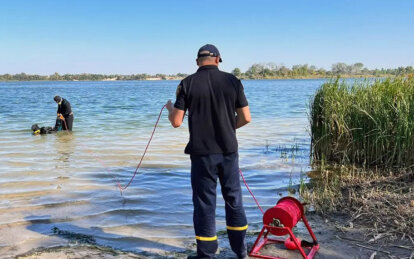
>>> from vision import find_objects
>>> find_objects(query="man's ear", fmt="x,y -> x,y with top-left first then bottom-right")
196,58 -> 199,66
215,56 -> 220,64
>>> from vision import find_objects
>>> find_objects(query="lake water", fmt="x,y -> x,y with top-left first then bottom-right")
0,79 -> 324,256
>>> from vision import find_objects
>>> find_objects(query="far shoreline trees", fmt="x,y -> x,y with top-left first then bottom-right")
0,63 -> 413,81
233,63 -> 413,79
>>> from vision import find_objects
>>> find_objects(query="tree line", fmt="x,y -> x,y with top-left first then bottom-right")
232,63 -> 414,79
1,63 -> 413,81
0,72 -> 188,81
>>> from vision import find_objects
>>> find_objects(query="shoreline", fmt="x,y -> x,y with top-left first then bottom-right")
13,214 -> 414,259
0,75 -> 390,83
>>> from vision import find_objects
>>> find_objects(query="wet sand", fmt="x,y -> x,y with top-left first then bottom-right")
12,214 -> 414,259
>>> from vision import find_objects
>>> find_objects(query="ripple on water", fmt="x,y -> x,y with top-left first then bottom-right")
0,79 -> 322,255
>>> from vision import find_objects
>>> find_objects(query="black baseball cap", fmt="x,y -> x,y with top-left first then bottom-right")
54,96 -> 62,102
197,44 -> 222,62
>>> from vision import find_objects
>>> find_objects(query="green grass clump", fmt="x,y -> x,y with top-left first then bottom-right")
310,76 -> 414,167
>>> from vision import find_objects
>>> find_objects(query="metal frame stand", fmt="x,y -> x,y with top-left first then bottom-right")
249,215 -> 320,259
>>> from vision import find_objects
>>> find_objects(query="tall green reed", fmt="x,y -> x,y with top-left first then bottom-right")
310,76 -> 414,167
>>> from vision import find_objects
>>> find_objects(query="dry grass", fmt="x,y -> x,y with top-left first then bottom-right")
302,165 -> 414,236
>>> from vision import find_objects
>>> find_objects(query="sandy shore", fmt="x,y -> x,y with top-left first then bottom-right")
12,214 -> 414,259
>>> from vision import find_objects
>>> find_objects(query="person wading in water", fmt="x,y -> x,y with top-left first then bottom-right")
166,44 -> 251,259
54,96 -> 74,131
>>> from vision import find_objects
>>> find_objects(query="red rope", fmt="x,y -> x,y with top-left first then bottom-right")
61,105 -> 265,214
118,105 -> 166,191
239,169 -> 264,215
60,105 -> 166,193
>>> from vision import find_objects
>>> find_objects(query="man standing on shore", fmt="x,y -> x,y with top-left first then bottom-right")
166,44 -> 251,259
54,96 -> 74,131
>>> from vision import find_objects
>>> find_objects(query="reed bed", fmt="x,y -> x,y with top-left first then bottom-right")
305,76 -> 414,237
310,76 -> 414,167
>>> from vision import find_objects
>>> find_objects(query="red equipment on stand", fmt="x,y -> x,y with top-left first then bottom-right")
249,197 -> 320,259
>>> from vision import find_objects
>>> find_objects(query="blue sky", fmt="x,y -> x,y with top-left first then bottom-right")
1,0 -> 413,75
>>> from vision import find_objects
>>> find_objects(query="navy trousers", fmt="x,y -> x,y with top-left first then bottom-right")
190,152 -> 247,259
63,114 -> 74,131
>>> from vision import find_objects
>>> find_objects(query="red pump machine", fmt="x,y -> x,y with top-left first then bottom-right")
249,197 -> 320,259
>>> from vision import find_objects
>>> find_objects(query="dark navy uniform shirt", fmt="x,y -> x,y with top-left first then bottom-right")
174,65 -> 248,155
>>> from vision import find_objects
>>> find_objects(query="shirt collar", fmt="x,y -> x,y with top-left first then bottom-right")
197,65 -> 219,72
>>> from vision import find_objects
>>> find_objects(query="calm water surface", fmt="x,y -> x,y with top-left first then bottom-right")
0,79 -> 324,256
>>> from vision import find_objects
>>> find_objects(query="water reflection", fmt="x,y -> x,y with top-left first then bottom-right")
54,132 -> 75,165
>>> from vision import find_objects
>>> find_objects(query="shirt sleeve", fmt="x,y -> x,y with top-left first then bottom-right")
235,80 -> 248,108
174,81 -> 187,111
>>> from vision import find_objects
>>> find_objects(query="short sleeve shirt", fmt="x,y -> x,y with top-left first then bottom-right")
174,65 -> 248,155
